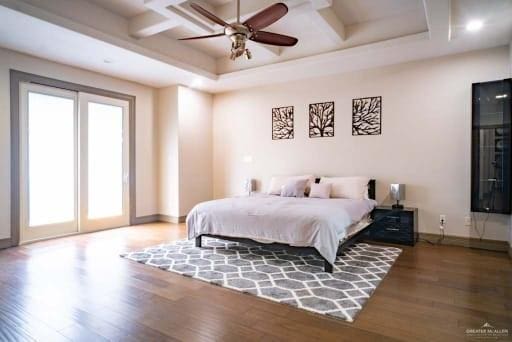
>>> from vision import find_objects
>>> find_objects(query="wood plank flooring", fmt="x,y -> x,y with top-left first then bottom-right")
0,223 -> 510,341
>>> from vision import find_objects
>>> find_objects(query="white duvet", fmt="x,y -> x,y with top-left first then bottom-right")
186,194 -> 376,264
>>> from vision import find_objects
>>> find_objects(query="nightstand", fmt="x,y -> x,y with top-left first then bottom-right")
365,206 -> 418,246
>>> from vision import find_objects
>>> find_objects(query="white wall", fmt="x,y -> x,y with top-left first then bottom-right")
157,86 -> 180,218
158,86 -> 213,218
0,47 -> 158,239
178,87 -> 213,216
213,46 -> 511,241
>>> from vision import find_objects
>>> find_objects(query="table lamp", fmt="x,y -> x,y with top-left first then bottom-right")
390,184 -> 405,209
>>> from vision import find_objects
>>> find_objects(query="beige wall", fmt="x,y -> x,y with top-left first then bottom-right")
157,86 -> 180,217
213,46 -> 511,241
0,47 -> 158,239
1,44 -> 509,243
157,86 -> 213,218
178,87 -> 213,216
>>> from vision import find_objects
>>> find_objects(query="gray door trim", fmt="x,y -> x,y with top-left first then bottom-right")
10,69 -> 137,247
0,238 -> 12,249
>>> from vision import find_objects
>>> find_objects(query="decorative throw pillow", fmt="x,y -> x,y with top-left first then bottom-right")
280,178 -> 308,198
268,175 -> 315,195
309,183 -> 332,199
319,176 -> 370,199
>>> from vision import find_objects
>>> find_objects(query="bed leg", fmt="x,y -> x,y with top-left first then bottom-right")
195,236 -> 202,248
324,260 -> 333,273
337,243 -> 350,256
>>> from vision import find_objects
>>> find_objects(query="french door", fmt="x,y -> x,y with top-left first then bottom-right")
79,93 -> 129,232
19,83 -> 130,243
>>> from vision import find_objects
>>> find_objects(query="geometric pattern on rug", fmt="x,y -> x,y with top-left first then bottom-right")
121,238 -> 401,322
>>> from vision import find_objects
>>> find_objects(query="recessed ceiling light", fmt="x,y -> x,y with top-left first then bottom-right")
466,20 -> 483,32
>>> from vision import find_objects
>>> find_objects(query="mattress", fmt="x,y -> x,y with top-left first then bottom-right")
186,194 -> 376,264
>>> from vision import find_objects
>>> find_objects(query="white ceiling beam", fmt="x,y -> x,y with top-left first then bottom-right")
216,0 -> 284,22
216,0 -> 307,24
310,0 -> 331,9
130,0 -> 280,57
423,0 -> 451,41
144,0 -> 188,8
311,7 -> 345,43
309,0 -> 345,44
131,0 -> 345,59
177,1 -> 224,29
129,11 -> 180,38
144,0 -> 214,35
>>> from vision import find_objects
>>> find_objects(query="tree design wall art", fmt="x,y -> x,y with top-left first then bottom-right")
352,96 -> 382,135
272,106 -> 294,140
309,101 -> 334,138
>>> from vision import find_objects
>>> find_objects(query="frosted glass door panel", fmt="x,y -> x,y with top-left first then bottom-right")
20,83 -> 78,243
87,102 -> 124,219
28,92 -> 75,226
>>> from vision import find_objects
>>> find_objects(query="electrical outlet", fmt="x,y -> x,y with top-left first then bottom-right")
439,215 -> 446,225
464,216 -> 472,227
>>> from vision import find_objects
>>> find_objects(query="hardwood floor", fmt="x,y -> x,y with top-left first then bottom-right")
0,223 -> 511,341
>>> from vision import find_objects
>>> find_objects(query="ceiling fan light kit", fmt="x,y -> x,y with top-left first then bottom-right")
180,1 -> 298,61
225,24 -> 252,60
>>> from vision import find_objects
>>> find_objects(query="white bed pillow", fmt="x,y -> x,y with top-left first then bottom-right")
267,175 -> 315,195
280,179 -> 308,198
309,183 -> 332,199
319,176 -> 370,199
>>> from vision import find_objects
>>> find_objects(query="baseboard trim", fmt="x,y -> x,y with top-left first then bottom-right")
419,233 -> 508,252
0,238 -> 12,249
132,214 -> 187,225
132,214 -> 160,225
158,215 -> 186,224
3,214 -> 186,248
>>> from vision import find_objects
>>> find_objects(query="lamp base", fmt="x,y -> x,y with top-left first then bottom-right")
392,201 -> 404,210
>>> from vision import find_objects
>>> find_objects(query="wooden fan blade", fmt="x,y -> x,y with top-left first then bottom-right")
243,3 -> 288,31
179,33 -> 225,40
190,3 -> 229,27
250,31 -> 298,46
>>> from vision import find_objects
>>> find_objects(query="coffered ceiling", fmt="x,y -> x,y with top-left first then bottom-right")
0,0 -> 511,92
85,0 -> 429,72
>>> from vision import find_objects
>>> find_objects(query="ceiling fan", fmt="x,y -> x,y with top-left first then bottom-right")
179,0 -> 298,60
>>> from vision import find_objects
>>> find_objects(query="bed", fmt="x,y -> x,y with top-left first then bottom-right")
187,180 -> 376,273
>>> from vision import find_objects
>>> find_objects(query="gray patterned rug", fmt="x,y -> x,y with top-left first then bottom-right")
121,238 -> 401,322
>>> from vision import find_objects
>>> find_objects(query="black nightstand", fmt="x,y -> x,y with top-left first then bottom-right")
365,206 -> 418,246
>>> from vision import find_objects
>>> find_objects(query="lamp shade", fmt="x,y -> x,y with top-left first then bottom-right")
390,184 -> 405,201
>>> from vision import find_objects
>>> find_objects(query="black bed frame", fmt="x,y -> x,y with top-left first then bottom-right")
195,179 -> 376,273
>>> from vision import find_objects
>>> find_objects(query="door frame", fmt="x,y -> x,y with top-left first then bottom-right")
10,70 -> 137,246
